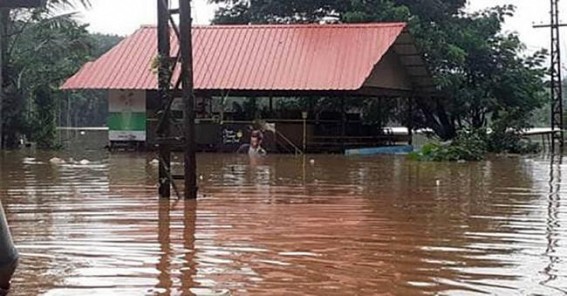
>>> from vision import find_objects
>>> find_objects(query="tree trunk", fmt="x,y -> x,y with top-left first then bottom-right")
416,98 -> 456,141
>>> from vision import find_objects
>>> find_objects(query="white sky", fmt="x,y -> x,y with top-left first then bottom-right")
74,0 -> 216,34
72,0 -> 567,54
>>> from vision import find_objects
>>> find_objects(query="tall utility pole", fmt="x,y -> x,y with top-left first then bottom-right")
550,0 -> 564,149
535,0 -> 566,150
156,0 -> 197,199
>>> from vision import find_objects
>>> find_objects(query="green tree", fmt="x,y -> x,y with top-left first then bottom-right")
211,1 -> 547,140
1,1 -> 92,148
60,33 -> 123,129
89,33 -> 122,57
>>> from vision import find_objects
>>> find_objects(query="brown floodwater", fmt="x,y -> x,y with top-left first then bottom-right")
0,150 -> 566,295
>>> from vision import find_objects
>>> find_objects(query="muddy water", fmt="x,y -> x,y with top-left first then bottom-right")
1,150 -> 566,295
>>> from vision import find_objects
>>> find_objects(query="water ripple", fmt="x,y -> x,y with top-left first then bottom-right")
0,152 -> 566,295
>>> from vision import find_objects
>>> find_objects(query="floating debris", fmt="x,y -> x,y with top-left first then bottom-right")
49,157 -> 66,165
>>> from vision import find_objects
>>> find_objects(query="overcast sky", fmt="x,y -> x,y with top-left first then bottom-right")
73,0 -> 567,54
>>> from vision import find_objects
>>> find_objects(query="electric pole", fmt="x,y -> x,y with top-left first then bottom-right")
156,0 -> 197,199
535,0 -> 566,150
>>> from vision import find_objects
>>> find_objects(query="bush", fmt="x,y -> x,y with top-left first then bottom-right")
487,109 -> 541,154
409,129 -> 487,161
487,130 -> 540,154
410,127 -> 541,162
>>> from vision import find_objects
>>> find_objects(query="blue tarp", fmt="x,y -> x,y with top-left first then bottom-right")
345,145 -> 414,156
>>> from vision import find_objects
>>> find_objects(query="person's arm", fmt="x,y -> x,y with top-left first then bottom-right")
236,144 -> 250,154
258,147 -> 267,156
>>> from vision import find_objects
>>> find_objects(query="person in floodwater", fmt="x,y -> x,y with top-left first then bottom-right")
237,130 -> 267,157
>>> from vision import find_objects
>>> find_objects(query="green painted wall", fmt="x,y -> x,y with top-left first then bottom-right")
108,112 -> 146,131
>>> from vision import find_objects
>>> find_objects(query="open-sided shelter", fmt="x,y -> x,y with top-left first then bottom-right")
62,23 -> 435,152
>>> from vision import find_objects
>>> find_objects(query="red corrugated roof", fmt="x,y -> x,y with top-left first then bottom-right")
62,23 -> 407,91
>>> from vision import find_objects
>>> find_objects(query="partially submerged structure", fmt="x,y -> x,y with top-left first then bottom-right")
62,23 -> 435,153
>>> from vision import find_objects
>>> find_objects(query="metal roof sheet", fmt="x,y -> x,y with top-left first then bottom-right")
62,23 -> 411,92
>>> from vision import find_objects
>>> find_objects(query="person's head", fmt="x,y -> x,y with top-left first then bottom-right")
250,130 -> 263,148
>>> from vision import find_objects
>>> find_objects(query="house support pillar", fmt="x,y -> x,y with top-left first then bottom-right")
407,96 -> 414,146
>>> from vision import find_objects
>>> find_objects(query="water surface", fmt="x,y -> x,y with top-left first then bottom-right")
1,150 -> 566,295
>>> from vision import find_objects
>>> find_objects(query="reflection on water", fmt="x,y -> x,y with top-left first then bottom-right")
543,154 -> 562,294
1,150 -> 567,295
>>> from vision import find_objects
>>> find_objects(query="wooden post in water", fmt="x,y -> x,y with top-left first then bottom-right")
157,0 -> 171,198
180,0 -> 198,199
181,200 -> 197,290
156,200 -> 172,290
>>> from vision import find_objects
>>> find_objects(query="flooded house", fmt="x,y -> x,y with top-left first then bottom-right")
62,23 -> 435,153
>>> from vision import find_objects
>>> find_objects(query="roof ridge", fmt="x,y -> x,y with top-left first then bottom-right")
139,22 -> 406,30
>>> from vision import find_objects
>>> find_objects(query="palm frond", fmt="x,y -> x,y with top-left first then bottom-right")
45,0 -> 91,10
34,11 -> 80,30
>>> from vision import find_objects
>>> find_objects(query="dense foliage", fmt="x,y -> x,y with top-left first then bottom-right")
409,129 -> 487,162
60,33 -> 122,129
410,128 -> 540,162
0,0 -> 548,153
0,1 -> 121,149
211,0 -> 548,143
